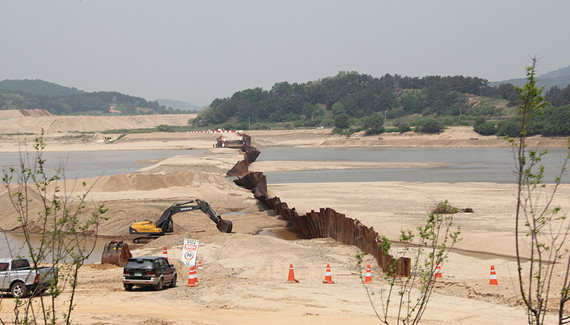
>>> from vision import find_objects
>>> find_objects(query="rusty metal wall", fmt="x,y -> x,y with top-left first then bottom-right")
227,135 -> 411,277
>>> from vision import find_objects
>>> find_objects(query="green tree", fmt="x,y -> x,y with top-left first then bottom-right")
512,59 -> 570,325
397,122 -> 411,133
415,117 -> 443,134
473,116 -> 497,135
331,101 -> 346,116
497,117 -> 523,137
334,113 -> 350,129
362,112 -> 385,135
1,130 -> 108,325
366,200 -> 461,325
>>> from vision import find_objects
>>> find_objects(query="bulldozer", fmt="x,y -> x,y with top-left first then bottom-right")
128,199 -> 233,236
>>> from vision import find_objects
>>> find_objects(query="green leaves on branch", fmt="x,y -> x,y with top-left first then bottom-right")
1,129 -> 108,325
375,200 -> 461,325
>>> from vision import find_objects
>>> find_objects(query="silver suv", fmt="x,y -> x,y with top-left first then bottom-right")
122,256 -> 177,291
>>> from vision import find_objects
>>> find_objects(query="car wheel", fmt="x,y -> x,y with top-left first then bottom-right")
123,283 -> 133,291
10,281 -> 29,298
154,278 -> 164,291
170,274 -> 177,287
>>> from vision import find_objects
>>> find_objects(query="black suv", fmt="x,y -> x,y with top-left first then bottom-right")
122,256 -> 177,291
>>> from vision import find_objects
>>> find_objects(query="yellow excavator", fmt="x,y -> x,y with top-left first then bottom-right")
129,199 -> 233,235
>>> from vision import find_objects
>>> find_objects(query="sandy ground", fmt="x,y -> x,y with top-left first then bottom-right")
1,111 -> 569,324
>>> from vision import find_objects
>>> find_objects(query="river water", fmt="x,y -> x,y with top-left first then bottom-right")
0,149 -> 204,180
258,147 -> 570,184
0,147 -> 567,183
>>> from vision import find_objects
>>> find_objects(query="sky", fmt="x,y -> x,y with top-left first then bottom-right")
1,1 -> 569,106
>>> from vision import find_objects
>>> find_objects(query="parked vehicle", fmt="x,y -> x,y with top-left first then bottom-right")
122,256 -> 177,291
0,258 -> 58,298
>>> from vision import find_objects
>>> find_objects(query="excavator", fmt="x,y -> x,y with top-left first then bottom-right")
128,199 -> 233,236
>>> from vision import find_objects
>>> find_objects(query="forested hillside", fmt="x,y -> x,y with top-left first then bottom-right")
0,79 -> 183,115
194,71 -> 570,136
195,72 -> 488,125
0,79 -> 81,96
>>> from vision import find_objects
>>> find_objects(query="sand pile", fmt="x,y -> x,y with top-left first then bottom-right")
0,111 -> 196,134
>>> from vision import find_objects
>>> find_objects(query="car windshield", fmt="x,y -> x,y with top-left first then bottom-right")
125,259 -> 153,269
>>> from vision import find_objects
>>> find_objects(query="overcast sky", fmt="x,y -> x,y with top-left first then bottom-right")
1,1 -> 569,106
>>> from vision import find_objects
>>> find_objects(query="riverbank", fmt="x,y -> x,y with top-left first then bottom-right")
1,124 -> 568,152
1,123 -> 569,324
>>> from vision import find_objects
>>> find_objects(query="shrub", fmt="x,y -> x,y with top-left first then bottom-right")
431,200 -> 458,214
397,123 -> 411,133
415,117 -> 443,133
364,125 -> 385,136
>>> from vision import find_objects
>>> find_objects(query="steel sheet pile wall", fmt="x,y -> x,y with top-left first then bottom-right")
232,168 -> 411,277
242,146 -> 260,164
241,133 -> 252,147
225,134 -> 260,176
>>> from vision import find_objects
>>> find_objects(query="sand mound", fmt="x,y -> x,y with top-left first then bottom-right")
0,185 -> 47,231
0,109 -> 52,118
91,170 -> 234,193
0,113 -> 197,134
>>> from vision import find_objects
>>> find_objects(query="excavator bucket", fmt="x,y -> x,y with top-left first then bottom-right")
217,219 -> 233,233
101,240 -> 132,266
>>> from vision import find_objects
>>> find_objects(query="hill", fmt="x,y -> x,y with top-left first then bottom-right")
0,79 -> 185,115
0,79 -> 82,96
489,65 -> 570,89
156,98 -> 204,112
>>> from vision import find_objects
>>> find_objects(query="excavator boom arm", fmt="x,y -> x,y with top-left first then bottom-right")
152,199 -> 232,234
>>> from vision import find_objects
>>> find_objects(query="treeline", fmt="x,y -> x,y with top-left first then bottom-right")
474,84 -> 570,137
0,79 -> 81,97
474,104 -> 570,137
194,72 -> 489,127
194,71 -> 570,136
0,79 -> 183,115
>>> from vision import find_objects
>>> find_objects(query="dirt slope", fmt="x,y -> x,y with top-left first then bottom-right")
0,109 -> 196,133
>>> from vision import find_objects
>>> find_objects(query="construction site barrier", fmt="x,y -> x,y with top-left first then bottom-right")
225,134 -> 259,176
227,135 -> 411,277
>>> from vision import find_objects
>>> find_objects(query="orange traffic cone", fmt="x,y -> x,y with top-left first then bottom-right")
186,266 -> 198,287
287,264 -> 299,283
364,264 -> 373,284
435,261 -> 442,278
198,261 -> 203,270
490,265 -> 498,285
323,264 -> 335,284
162,246 -> 168,262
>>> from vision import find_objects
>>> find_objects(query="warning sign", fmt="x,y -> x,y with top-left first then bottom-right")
181,238 -> 199,267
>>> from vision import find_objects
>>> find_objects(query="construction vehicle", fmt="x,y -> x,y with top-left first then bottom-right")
128,199 -> 233,236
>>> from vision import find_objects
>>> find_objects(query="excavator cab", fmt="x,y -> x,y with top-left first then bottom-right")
129,199 -> 233,236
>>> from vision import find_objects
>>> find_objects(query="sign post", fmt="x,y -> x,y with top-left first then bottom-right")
181,238 -> 199,267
